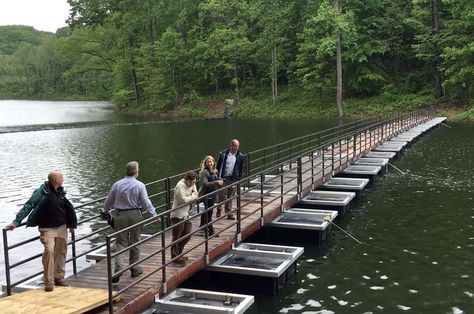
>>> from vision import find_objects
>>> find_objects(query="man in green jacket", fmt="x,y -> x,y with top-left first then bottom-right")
5,171 -> 77,292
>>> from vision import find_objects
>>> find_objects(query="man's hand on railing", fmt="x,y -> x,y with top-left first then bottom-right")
4,223 -> 16,231
155,216 -> 161,222
69,228 -> 76,234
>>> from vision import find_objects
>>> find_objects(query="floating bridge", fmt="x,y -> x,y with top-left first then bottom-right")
1,111 -> 446,313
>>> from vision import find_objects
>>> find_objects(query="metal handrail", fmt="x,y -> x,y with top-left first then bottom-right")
2,110 -> 434,311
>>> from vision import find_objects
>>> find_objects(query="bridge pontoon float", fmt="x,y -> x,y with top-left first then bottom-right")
152,288 -> 255,314
363,151 -> 397,160
337,165 -> 382,181
318,177 -> 369,198
391,132 -> 420,143
374,143 -> 404,153
352,157 -> 389,174
266,208 -> 338,244
387,140 -> 408,147
184,244 -> 303,295
297,190 -> 356,216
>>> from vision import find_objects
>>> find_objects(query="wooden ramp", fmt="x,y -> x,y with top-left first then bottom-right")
0,286 -> 121,314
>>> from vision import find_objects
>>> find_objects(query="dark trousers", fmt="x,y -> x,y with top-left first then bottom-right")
199,198 -> 215,236
171,217 -> 192,258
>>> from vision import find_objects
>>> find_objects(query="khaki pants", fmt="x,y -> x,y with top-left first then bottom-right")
217,179 -> 236,215
113,210 -> 143,272
171,217 -> 192,258
39,224 -> 68,285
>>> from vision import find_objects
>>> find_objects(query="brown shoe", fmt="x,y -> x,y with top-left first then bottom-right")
45,284 -> 54,292
54,279 -> 69,287
131,267 -> 143,278
216,211 -> 221,218
227,215 -> 236,220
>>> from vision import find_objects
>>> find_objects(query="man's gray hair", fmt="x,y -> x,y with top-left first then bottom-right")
126,161 -> 139,176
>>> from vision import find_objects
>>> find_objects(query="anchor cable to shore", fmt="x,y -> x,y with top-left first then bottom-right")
324,217 -> 362,244
388,162 -> 406,175
324,217 -> 394,252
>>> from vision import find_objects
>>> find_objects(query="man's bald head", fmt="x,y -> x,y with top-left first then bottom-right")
48,171 -> 64,190
230,139 -> 240,154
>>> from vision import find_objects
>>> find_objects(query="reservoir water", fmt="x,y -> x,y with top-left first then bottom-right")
0,100 -> 472,313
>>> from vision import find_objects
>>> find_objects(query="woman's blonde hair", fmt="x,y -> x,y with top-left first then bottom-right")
200,155 -> 216,172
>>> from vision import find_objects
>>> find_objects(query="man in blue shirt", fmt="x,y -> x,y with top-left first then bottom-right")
104,161 -> 158,283
216,139 -> 246,219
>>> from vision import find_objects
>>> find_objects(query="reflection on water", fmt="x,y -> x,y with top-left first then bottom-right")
0,100 -> 116,128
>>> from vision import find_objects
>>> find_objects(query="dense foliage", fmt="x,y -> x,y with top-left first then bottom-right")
0,0 -> 472,115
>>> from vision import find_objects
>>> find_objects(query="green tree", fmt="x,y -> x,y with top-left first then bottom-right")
441,0 -> 474,101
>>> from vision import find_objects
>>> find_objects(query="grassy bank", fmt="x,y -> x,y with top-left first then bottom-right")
233,87 -> 437,118
119,86 -> 473,121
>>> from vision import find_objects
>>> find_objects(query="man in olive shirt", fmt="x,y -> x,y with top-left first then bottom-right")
104,161 -> 158,283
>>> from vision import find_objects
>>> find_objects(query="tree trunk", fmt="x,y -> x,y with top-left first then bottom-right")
131,67 -> 139,106
274,44 -> 278,99
271,43 -> 276,106
234,60 -> 240,106
334,0 -> 345,117
431,0 -> 444,98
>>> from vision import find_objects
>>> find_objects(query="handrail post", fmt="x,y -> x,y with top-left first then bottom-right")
280,171 -> 284,210
165,177 -> 171,227
338,139 -> 342,169
106,236 -> 114,314
161,217 -> 167,290
331,143 -> 335,175
71,231 -> 77,275
246,153 -> 251,189
236,183 -> 242,242
260,173 -> 264,226
3,229 -> 12,296
346,135 -> 350,165
352,135 -> 356,159
311,147 -> 314,187
297,157 -> 302,199
204,206 -> 209,263
322,148 -> 325,178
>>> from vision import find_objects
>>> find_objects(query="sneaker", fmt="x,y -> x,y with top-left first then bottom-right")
227,215 -> 236,220
44,284 -> 54,292
54,279 -> 69,287
131,267 -> 143,278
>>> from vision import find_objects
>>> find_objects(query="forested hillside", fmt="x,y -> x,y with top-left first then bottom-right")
0,0 -> 472,117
